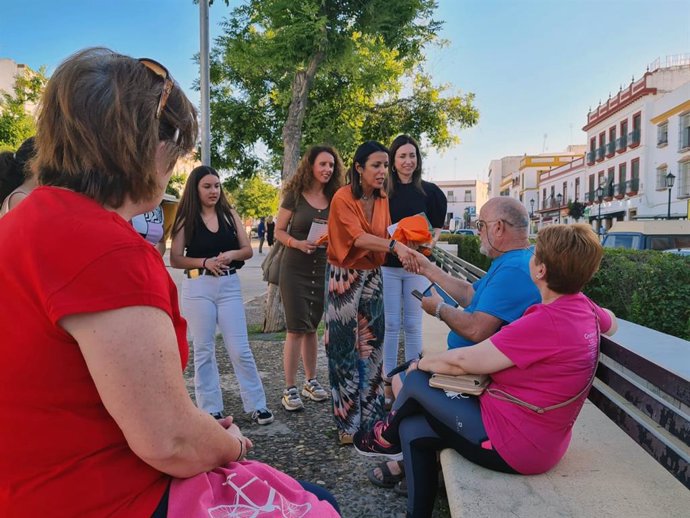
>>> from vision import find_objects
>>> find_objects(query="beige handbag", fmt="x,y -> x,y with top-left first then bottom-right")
428,373 -> 489,396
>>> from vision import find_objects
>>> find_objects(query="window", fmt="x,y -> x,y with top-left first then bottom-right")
606,168 -> 615,197
630,112 -> 641,147
608,127 -> 617,156
562,181 -> 568,202
679,160 -> 690,197
464,190 -> 472,202
657,122 -> 668,146
447,190 -> 454,202
631,158 -> 640,179
656,165 -> 668,190
680,113 -> 690,150
619,162 -> 627,185
575,178 -> 580,201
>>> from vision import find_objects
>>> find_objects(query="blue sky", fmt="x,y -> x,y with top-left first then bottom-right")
1,0 -> 689,181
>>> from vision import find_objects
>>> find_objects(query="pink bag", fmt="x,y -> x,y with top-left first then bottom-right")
168,460 -> 340,518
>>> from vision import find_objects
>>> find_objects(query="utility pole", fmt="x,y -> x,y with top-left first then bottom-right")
199,0 -> 211,166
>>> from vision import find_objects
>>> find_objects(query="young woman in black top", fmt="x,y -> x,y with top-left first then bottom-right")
171,166 -> 274,425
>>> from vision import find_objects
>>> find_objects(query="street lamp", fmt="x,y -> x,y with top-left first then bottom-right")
529,198 -> 535,218
665,171 -> 676,219
556,193 -> 563,224
595,184 -> 604,235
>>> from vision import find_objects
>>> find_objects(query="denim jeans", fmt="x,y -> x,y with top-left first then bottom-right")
381,266 -> 428,376
182,273 -> 267,414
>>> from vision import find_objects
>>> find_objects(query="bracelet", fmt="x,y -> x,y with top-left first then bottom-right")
202,258 -> 208,269
434,301 -> 446,320
235,437 -> 244,462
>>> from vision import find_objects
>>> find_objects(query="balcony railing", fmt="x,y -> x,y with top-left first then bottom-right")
615,182 -> 626,198
596,146 -> 605,161
616,135 -> 627,152
586,151 -> 596,165
606,141 -> 616,157
628,129 -> 641,147
624,178 -> 640,194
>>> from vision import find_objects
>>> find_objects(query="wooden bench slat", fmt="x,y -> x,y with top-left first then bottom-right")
589,381 -> 690,489
601,337 -> 690,407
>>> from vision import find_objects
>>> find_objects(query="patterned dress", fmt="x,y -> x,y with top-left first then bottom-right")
325,185 -> 391,436
324,266 -> 386,435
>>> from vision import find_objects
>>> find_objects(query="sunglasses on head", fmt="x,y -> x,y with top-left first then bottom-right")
138,58 -> 174,119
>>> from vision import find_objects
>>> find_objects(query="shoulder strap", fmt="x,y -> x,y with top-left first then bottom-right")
486,298 -> 601,414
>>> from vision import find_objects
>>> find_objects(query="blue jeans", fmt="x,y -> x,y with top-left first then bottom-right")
182,273 -> 267,414
381,266 -> 428,376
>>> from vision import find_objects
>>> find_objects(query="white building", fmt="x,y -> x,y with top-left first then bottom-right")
435,180 -> 484,230
582,55 -> 690,231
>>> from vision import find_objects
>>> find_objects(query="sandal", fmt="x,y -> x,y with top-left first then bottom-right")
338,431 -> 353,446
367,461 -> 405,489
393,476 -> 408,497
384,379 -> 394,411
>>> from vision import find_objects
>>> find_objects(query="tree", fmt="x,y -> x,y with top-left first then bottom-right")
207,0 -> 479,331
568,201 -> 585,221
226,176 -> 279,218
208,0 -> 478,178
0,66 -> 48,150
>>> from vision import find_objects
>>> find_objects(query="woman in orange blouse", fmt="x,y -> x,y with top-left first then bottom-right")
325,140 -> 420,445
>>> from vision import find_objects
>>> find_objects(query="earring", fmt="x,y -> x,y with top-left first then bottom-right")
359,175 -> 362,186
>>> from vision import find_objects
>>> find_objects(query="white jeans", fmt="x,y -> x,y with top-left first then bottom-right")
182,273 -> 267,414
381,266 -> 428,376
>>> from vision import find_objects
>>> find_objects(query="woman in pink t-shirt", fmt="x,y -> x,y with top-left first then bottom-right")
353,224 -> 618,518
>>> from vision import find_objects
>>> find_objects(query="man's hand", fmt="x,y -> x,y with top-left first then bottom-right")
420,287 -> 443,316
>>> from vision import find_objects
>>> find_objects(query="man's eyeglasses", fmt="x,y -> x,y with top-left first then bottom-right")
138,58 -> 174,119
475,219 -> 515,232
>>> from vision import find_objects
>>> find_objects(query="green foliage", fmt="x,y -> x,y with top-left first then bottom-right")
447,234 -> 492,271
166,173 -> 188,198
567,201 -> 585,221
584,249 -> 690,340
227,175 -> 279,218
0,66 -> 47,148
208,0 -> 478,176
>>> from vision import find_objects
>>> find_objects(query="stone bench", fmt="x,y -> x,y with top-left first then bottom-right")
439,322 -> 690,518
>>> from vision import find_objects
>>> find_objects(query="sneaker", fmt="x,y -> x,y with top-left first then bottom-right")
210,412 -> 223,420
281,387 -> 304,411
353,421 -> 402,460
302,378 -> 329,402
251,408 -> 275,425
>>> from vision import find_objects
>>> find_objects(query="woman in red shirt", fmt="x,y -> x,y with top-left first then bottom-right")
0,47 -> 338,518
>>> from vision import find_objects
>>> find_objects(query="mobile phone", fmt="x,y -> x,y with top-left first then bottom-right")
422,283 -> 459,308
411,289 -> 423,301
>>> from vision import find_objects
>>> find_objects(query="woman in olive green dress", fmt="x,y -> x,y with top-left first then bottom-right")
275,145 -> 345,412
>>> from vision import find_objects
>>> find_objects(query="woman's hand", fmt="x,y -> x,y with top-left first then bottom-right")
294,239 -> 318,256
217,251 -> 236,266
219,418 -> 253,460
204,256 -> 228,276
395,243 -> 422,273
420,287 -> 443,316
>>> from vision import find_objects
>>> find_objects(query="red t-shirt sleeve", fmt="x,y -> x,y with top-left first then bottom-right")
45,244 -> 173,325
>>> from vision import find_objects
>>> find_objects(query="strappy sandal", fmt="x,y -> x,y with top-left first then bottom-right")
367,461 -> 405,489
384,379 -> 394,411
393,476 -> 408,497
338,431 -> 353,445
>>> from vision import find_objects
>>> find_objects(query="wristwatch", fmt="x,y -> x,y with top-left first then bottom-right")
389,239 -> 397,254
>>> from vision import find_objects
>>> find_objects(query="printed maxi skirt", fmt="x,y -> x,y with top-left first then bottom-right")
324,264 -> 386,436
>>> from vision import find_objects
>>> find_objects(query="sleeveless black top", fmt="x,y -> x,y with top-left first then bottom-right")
186,212 -> 241,259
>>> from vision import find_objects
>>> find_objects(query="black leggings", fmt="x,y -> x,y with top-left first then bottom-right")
383,370 -> 517,518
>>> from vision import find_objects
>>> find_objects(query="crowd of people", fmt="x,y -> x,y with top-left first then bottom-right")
0,46 -> 618,518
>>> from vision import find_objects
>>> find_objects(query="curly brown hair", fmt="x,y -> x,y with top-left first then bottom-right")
282,145 -> 345,201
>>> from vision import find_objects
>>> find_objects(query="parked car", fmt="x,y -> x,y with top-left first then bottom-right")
601,220 -> 690,251
663,248 -> 690,257
454,229 -> 477,236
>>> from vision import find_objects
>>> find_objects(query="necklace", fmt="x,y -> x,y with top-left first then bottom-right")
361,192 -> 374,201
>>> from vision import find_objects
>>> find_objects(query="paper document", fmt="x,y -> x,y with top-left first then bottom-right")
307,218 -> 328,244
387,222 -> 398,238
